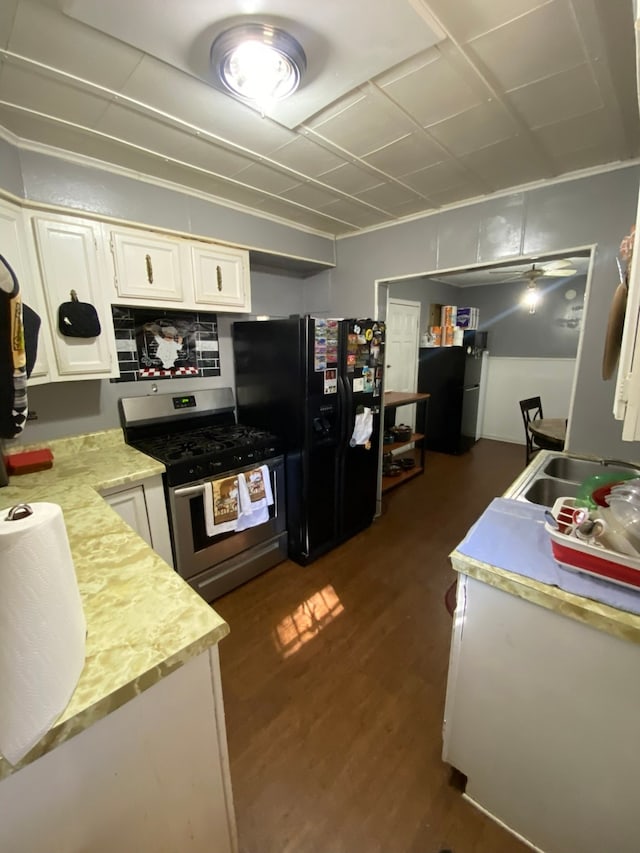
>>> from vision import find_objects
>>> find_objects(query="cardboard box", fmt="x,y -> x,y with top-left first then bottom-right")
428,303 -> 443,327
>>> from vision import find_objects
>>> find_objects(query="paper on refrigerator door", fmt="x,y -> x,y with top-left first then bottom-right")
350,407 -> 373,446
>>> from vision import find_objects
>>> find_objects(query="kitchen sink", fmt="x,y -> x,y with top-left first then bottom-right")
543,456 -> 637,482
510,452 -> 640,508
522,477 -> 579,505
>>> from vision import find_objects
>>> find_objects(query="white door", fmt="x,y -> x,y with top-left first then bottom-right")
385,298 -> 421,427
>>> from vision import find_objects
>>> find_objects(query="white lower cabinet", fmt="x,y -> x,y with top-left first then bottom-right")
31,214 -> 118,379
0,648 -> 238,853
443,573 -> 640,853
101,476 -> 173,567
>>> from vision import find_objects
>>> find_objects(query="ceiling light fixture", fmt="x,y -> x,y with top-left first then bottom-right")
211,23 -> 306,106
523,282 -> 539,315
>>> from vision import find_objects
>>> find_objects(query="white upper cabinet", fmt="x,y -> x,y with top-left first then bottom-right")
0,199 -> 54,384
107,225 -> 251,314
110,227 -> 187,303
191,241 -> 251,311
31,214 -> 119,379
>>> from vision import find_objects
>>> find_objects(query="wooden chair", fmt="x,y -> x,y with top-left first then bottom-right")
519,396 -> 560,466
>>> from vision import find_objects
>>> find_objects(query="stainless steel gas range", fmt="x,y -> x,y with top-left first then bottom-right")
119,387 -> 287,602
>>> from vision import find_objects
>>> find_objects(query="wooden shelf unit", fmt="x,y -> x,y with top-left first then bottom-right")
382,392 -> 430,494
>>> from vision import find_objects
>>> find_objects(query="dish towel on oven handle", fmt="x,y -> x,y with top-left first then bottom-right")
236,465 -> 274,531
203,474 -> 240,538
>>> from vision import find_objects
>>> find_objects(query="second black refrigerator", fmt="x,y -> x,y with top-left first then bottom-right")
233,316 -> 385,565
418,330 -> 488,454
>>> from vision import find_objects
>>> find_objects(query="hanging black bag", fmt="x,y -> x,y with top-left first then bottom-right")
58,290 -> 101,338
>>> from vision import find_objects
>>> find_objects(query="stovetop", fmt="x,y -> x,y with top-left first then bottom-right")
130,423 -> 282,487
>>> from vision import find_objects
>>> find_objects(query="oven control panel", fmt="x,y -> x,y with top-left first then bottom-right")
173,395 -> 197,410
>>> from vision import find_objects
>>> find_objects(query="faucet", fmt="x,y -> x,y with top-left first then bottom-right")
600,457 -> 640,471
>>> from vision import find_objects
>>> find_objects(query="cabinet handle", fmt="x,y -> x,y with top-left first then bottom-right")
216,265 -> 222,292
145,254 -> 153,284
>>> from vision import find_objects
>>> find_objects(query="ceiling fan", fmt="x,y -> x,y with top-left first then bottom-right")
490,259 -> 578,283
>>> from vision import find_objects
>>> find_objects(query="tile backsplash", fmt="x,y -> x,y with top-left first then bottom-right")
111,306 -> 221,382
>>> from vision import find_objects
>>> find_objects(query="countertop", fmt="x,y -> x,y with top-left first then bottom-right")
0,429 -> 229,779
450,451 -> 640,645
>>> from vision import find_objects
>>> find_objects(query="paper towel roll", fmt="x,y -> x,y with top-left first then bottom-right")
0,502 -> 86,765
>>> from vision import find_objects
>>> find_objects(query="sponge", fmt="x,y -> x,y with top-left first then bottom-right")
6,448 -> 53,475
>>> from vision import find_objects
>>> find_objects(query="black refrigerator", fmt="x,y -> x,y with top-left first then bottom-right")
233,317 -> 385,565
417,330 -> 488,455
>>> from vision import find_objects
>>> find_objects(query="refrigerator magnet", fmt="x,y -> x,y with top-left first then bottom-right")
353,376 -> 365,392
324,368 -> 337,394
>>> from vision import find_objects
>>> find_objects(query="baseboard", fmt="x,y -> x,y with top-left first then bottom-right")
479,433 -> 524,445
462,793 -> 545,852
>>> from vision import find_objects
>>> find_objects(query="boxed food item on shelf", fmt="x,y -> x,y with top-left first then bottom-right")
443,325 -> 455,346
430,325 -> 442,346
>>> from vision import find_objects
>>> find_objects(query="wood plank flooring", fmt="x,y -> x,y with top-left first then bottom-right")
214,439 -> 530,853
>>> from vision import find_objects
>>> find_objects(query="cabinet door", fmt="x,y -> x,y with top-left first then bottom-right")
103,485 -> 153,547
110,229 -> 185,303
32,216 -> 118,378
191,243 -> 251,312
101,477 -> 173,567
0,200 -> 53,383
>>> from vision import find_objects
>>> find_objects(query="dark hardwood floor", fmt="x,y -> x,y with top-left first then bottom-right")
214,439 -> 529,853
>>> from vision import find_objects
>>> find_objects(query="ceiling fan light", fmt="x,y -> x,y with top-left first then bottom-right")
523,283 -> 539,314
211,23 -> 306,104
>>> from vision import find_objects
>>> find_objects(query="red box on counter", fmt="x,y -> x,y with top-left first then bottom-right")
6,448 -> 54,475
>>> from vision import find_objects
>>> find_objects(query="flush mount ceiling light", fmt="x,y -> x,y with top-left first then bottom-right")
211,23 -> 306,105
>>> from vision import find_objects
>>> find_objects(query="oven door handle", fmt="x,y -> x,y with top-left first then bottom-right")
173,484 -> 207,499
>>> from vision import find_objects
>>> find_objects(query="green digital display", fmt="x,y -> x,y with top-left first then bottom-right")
173,395 -> 196,410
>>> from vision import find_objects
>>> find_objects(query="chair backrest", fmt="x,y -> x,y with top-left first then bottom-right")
519,396 -> 543,428
519,397 -> 543,464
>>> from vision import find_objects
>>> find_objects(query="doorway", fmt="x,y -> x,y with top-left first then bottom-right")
379,249 -> 593,446
385,297 -> 421,427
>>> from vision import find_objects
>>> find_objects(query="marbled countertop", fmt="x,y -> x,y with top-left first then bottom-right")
0,430 -> 229,779
451,450 -> 640,645
450,550 -> 640,645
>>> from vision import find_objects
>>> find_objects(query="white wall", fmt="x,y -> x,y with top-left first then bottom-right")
481,357 -> 576,444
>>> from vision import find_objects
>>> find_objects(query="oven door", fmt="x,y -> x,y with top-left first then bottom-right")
167,455 -> 286,582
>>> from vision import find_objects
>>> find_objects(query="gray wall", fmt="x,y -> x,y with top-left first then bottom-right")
0,137 -> 24,197
460,275 -> 586,358
4,132 -> 640,463
332,169 -> 640,462
18,149 -> 336,266
20,270 -> 306,444
389,273 -> 585,358
388,279 -> 459,335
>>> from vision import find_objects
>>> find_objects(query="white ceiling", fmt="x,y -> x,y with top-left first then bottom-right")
0,0 -> 638,237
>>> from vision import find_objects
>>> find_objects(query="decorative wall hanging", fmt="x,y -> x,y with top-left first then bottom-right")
111,306 -> 220,382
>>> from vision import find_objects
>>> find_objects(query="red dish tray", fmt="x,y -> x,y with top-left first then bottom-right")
545,497 -> 640,591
